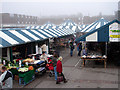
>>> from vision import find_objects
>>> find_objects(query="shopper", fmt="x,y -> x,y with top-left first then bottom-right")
78,42 -> 82,56
41,43 -> 47,53
82,47 -> 88,56
51,52 -> 58,81
77,42 -> 80,55
68,39 -> 71,48
56,56 -> 67,84
0,66 -> 13,89
70,40 -> 74,57
68,39 -> 71,44
40,51 -> 48,67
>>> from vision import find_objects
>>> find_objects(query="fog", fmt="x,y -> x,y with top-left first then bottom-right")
1,1 -> 118,17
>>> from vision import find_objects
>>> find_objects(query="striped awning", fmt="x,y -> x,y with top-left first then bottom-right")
79,24 -> 89,29
0,28 -> 75,48
26,22 -> 55,30
59,19 -> 81,32
80,18 -> 109,32
26,26 -> 32,29
75,19 -> 120,42
40,22 -> 55,29
25,21 -> 75,37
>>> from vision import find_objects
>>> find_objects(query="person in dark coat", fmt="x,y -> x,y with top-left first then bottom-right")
51,53 -> 58,81
69,40 -> 74,57
78,42 -> 82,56
0,66 -> 13,89
56,56 -> 67,84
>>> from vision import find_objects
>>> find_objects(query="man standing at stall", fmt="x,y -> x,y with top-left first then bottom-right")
0,66 -> 13,89
40,51 -> 48,67
78,42 -> 82,56
41,43 -> 47,54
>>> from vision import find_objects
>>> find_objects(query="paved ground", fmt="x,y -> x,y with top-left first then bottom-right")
13,47 -> 119,88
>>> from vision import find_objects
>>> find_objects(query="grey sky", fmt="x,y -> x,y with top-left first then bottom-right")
1,1 -> 119,17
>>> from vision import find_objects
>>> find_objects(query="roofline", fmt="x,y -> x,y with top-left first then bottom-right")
0,33 -> 74,48
75,19 -> 120,42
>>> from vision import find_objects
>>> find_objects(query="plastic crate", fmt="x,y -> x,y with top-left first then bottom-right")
19,70 -> 35,85
18,69 -> 34,77
19,74 -> 35,85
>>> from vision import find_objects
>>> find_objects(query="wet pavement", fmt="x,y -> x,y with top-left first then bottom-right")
13,47 -> 119,88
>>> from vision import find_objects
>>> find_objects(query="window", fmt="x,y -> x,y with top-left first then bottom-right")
10,14 -> 14,17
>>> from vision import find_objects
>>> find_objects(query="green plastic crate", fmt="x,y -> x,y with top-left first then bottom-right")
19,70 -> 35,85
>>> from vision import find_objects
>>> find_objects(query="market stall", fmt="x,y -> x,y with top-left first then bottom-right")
76,19 -> 120,68
2,53 -> 53,86
3,61 -> 35,85
0,21 -> 76,86
81,55 -> 107,68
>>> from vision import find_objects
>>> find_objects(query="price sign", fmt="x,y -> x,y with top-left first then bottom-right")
109,22 -> 120,42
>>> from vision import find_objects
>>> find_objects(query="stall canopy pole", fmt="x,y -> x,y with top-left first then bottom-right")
47,39 -> 49,54
35,43 -> 38,54
10,47 -> 13,62
7,47 -> 10,61
105,42 -> 107,56
0,48 -> 2,63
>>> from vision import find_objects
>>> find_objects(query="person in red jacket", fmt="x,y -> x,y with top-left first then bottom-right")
56,56 -> 67,84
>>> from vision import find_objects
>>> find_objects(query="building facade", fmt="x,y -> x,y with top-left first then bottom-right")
1,13 -> 38,25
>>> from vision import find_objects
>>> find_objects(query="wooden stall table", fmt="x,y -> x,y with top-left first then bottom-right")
81,56 -> 107,68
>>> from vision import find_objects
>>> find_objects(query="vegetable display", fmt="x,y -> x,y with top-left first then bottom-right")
18,67 -> 29,72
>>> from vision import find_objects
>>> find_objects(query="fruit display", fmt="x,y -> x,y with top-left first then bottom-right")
28,66 -> 34,70
18,67 -> 29,72
23,58 -> 34,63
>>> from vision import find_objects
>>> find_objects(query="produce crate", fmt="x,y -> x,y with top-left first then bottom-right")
19,70 -> 35,85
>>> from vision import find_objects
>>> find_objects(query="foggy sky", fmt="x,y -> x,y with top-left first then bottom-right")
1,1 -> 118,17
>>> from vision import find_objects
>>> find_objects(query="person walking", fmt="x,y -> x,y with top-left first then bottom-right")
51,53 -> 58,81
78,42 -> 82,56
56,56 -> 67,84
77,42 -> 80,55
69,40 -> 74,57
0,66 -> 13,89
